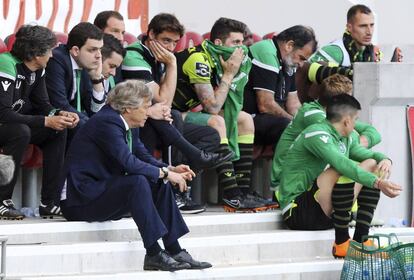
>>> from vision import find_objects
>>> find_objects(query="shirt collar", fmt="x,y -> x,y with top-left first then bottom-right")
119,114 -> 130,131
324,119 -> 342,140
69,55 -> 81,71
272,37 -> 283,69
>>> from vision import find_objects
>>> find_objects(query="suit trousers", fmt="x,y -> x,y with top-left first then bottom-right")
140,110 -> 220,165
0,123 -> 67,204
61,175 -> 189,249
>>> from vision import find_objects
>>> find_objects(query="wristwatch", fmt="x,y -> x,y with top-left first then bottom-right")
48,108 -> 61,116
161,167 -> 169,179
91,75 -> 105,85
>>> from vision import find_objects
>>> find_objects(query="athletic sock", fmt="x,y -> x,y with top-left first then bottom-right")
216,139 -> 241,199
233,134 -> 254,195
353,186 -> 380,243
332,182 -> 355,244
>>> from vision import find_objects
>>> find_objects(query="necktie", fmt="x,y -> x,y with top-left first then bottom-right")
75,69 -> 82,112
125,129 -> 133,175
126,130 -> 132,152
108,76 -> 115,90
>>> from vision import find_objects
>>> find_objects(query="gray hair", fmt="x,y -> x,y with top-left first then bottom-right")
106,80 -> 152,113
0,154 -> 15,186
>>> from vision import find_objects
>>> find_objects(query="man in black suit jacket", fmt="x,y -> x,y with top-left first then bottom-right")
60,80 -> 212,271
46,22 -> 105,130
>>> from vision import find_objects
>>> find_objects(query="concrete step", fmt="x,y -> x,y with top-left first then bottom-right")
13,260 -> 344,280
0,208 -> 282,245
6,230 -> 337,277
7,226 -> 414,278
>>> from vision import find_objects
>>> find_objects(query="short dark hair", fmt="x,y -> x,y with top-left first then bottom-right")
347,4 -> 372,23
147,13 -> 184,37
67,22 -> 103,50
276,25 -> 318,53
94,10 -> 124,30
102,34 -> 125,60
11,25 -> 56,61
210,17 -> 246,42
326,94 -> 361,122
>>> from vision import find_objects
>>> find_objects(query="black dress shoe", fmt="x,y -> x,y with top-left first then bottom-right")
143,250 -> 191,271
192,150 -> 234,170
170,249 -> 212,269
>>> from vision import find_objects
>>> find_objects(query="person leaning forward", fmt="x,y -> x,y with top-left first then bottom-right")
60,80 -> 212,271
0,25 -> 79,219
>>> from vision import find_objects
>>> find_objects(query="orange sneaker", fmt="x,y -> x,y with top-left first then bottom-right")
362,239 -> 376,248
332,239 -> 350,258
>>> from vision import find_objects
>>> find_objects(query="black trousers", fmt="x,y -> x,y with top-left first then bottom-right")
140,109 -> 220,165
61,175 -> 189,249
253,113 -> 290,147
0,123 -> 67,204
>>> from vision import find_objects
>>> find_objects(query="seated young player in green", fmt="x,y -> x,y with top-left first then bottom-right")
279,94 -> 401,258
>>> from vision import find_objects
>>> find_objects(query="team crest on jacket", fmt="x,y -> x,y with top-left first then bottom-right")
338,141 -> 347,154
1,81 -> 11,91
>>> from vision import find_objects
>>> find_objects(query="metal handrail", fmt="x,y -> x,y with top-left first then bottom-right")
0,236 -> 7,280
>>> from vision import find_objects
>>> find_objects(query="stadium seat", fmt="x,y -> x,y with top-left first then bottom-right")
253,144 -> 274,161
4,33 -> 16,51
174,31 -> 203,52
202,32 -> 210,40
251,33 -> 262,43
262,32 -> 278,40
123,31 -> 138,45
1,144 -> 43,168
0,38 -> 7,53
21,144 -> 43,208
137,32 -> 146,41
21,144 -> 43,169
174,33 -> 187,52
53,31 -> 68,45
244,32 -> 262,46
184,31 -> 203,47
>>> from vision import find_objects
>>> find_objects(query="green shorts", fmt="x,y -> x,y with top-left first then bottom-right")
184,111 -> 211,126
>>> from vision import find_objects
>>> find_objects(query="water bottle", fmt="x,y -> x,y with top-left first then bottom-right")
20,207 -> 35,217
386,217 -> 408,227
34,207 -> 40,217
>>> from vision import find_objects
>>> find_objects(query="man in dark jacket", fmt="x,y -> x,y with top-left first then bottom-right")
0,25 -> 79,219
61,80 -> 212,271
46,22 -> 104,130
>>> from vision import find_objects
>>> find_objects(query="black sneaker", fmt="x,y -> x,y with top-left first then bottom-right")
247,191 -> 279,210
191,150 -> 234,170
39,203 -> 62,219
222,194 -> 267,213
175,193 -> 186,209
0,199 -> 25,220
177,190 -> 205,214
